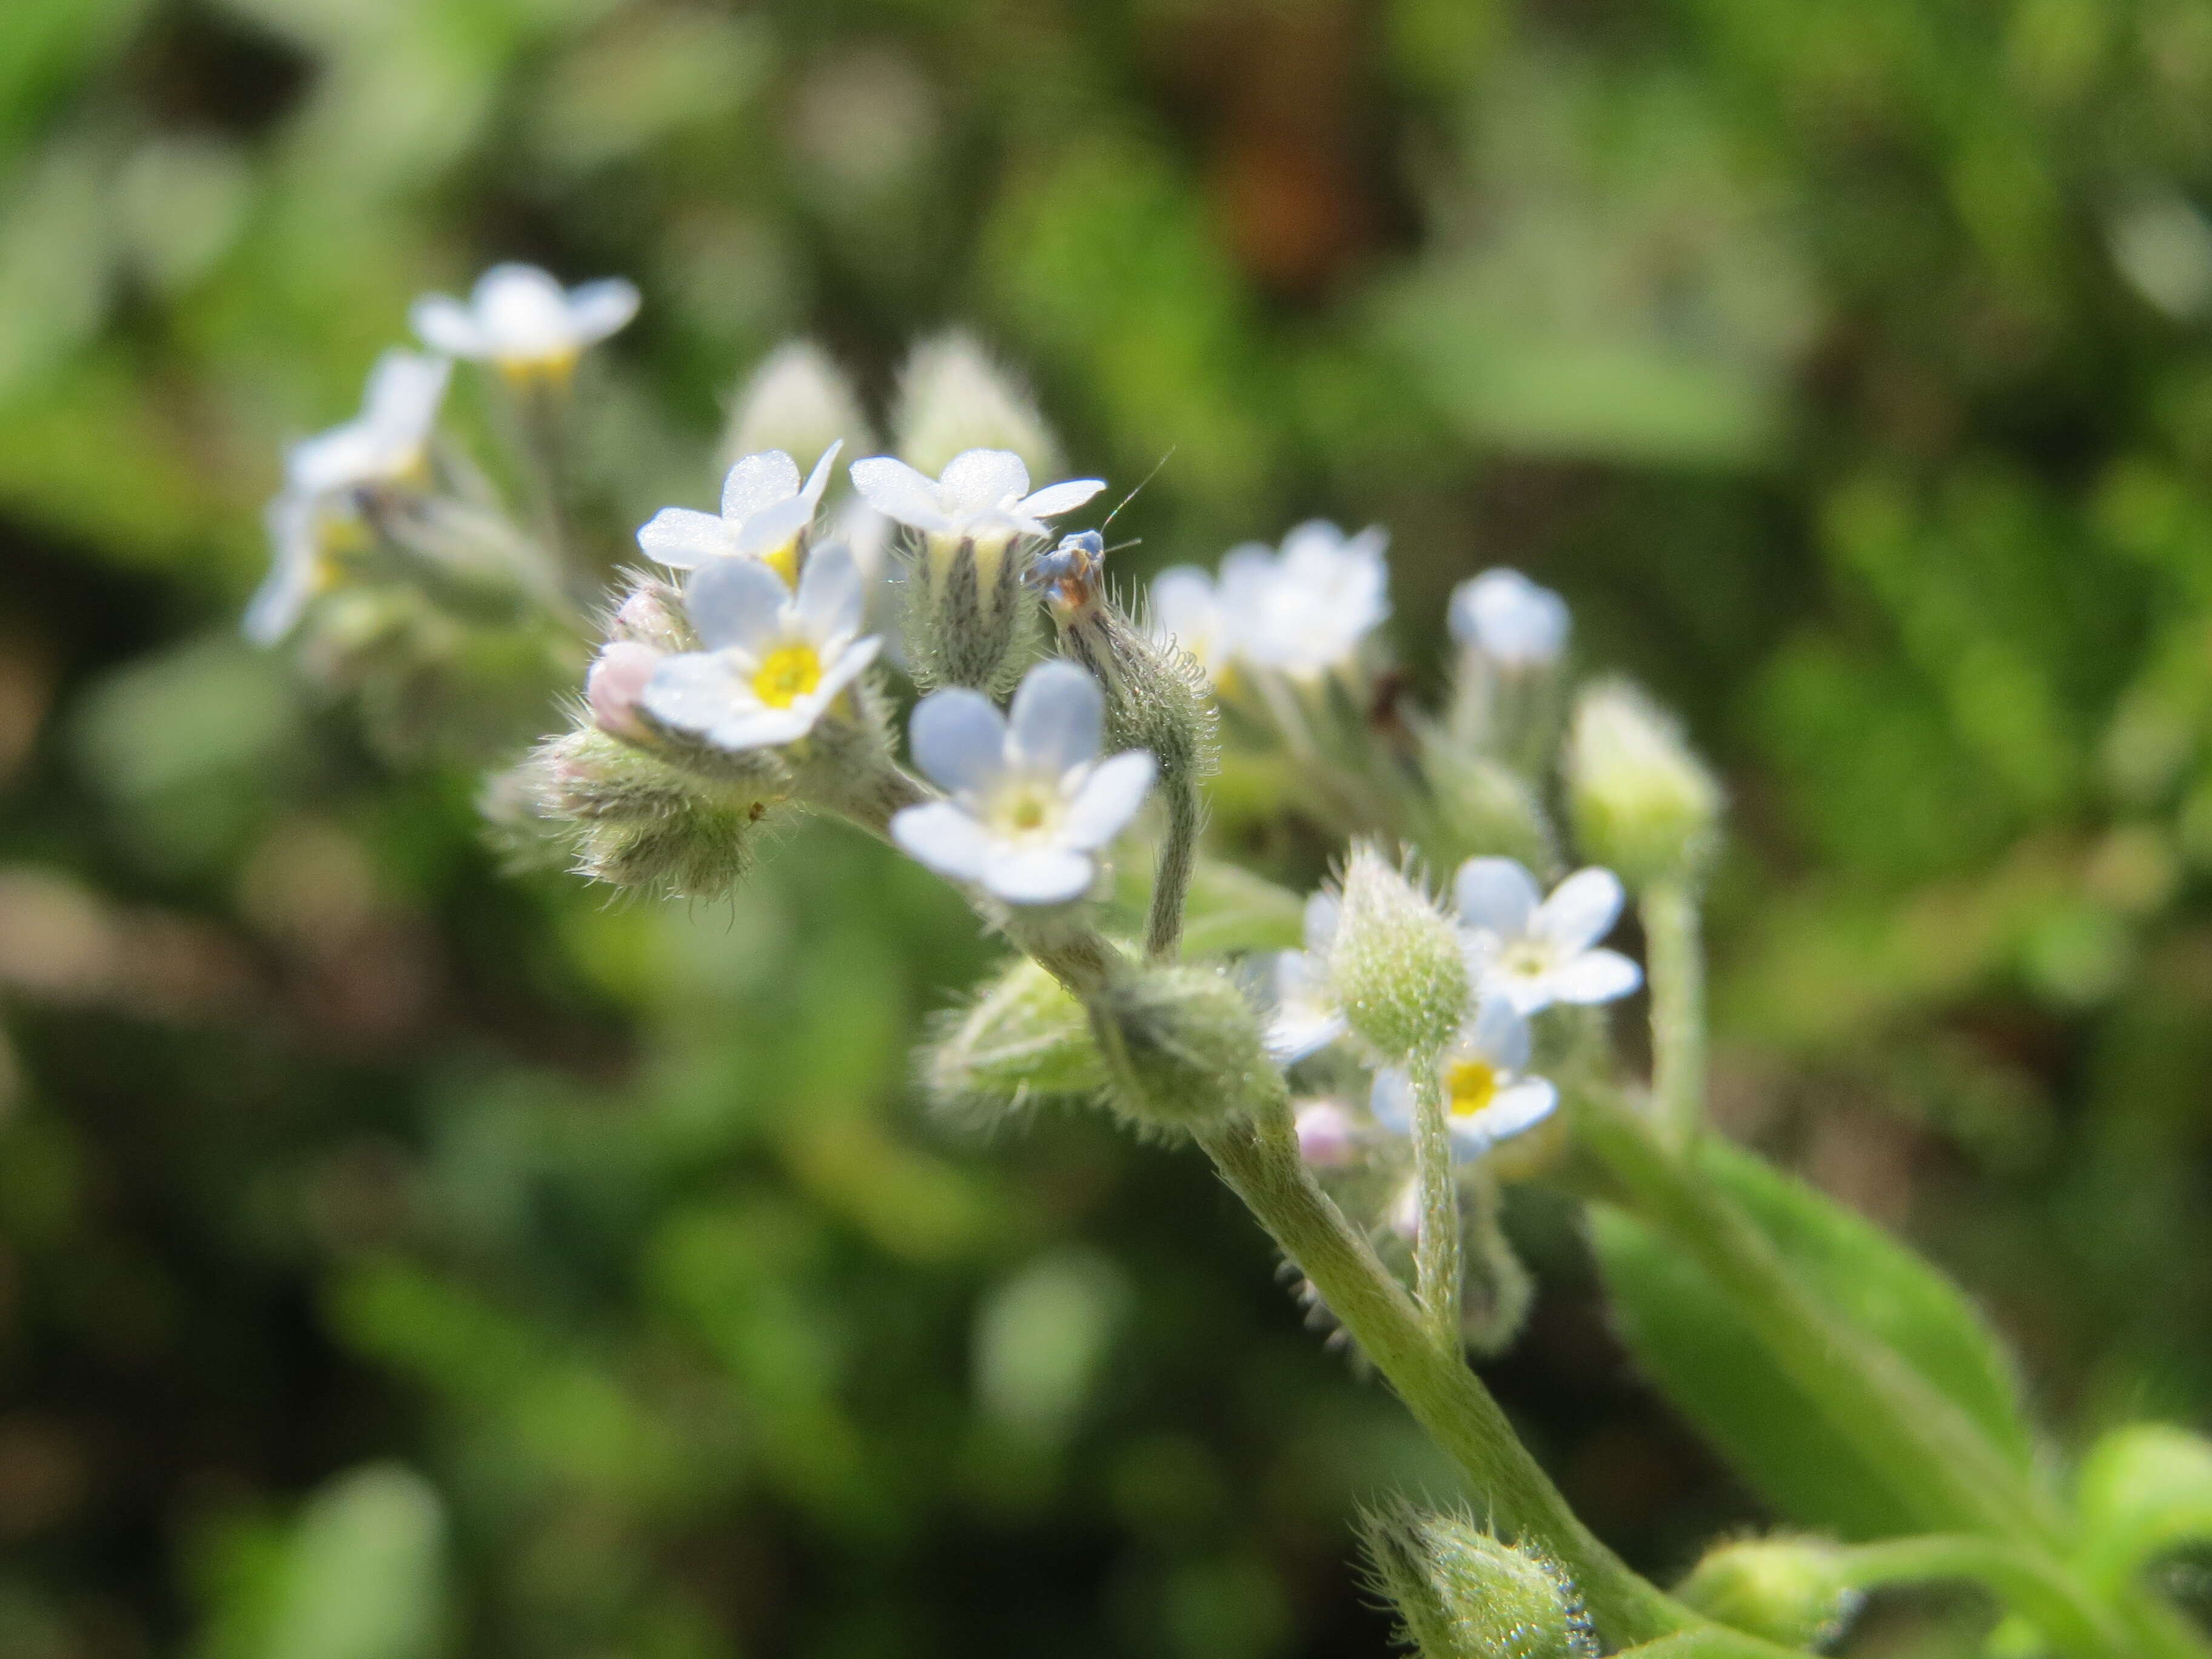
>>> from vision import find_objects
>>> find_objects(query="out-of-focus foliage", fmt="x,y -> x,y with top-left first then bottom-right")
1,2 -> 2210,1657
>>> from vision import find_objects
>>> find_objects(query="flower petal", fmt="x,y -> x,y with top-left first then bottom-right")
408,295 -> 481,357
1015,478 -> 1107,519
641,651 -> 744,735
1455,857 -> 1541,938
984,846 -> 1094,905
684,554 -> 791,653
722,450 -> 802,521
360,350 -> 451,447
1062,750 -> 1156,849
564,276 -> 640,344
908,688 -> 1008,794
850,456 -> 948,531
1543,947 -> 1643,1005
1369,1069 -> 1414,1135
1007,659 -> 1103,774
475,263 -> 572,358
793,540 -> 865,638
1467,1079 -> 1557,1146
710,706 -> 813,751
1535,867 -> 1625,953
1149,567 -> 1217,637
807,634 -> 882,707
1462,993 -> 1531,1072
732,495 -> 816,558
939,447 -> 1030,517
636,507 -> 736,570
1303,891 -> 1340,953
892,802 -> 993,883
799,439 -> 843,508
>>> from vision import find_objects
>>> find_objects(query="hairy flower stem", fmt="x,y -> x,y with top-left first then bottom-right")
1191,1105 -> 1699,1651
1410,1061 -> 1462,1353
1642,879 -> 1706,1150
1145,774 -> 1199,960
1609,1634 -> 1828,1659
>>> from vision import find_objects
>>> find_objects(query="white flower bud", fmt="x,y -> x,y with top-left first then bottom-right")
1294,1101 -> 1358,1168
609,578 -> 695,652
1675,1535 -> 1858,1651
1564,679 -> 1722,888
1327,848 -> 1469,1062
720,340 -> 873,472
585,642 -> 662,742
893,330 -> 1063,481
1359,1505 -> 1595,1659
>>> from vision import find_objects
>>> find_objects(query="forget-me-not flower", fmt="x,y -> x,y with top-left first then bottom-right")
1449,568 -> 1570,669
1370,994 -> 1558,1164
1265,891 -> 1348,1062
1218,520 -> 1389,682
637,443 -> 843,585
1455,857 -> 1641,1015
893,660 -> 1155,905
850,447 -> 1104,543
411,263 -> 638,378
641,544 -> 880,751
1148,565 -> 1238,682
246,350 -> 452,644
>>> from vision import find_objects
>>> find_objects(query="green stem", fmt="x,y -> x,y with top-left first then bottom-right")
1642,879 -> 1705,1150
1612,1634 -> 1817,1659
1191,1107 -> 1692,1649
1410,1061 -> 1461,1353
1145,774 -> 1199,961
1837,1536 -> 2127,1659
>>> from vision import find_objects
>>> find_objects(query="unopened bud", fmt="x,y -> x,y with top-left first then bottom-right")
921,956 -> 1111,1128
1359,1505 -> 1594,1659
609,578 -> 695,653
894,330 -> 1063,481
1295,1101 -> 1359,1168
526,727 -> 782,900
1329,848 -> 1469,1062
1417,741 -> 1558,874
585,642 -> 661,742
1092,963 -> 1285,1134
721,340 -> 871,471
1564,679 -> 1721,888
1675,1535 -> 1857,1651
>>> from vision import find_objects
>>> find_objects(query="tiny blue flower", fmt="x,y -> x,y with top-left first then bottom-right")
1455,857 -> 1642,1016
1449,568 -> 1570,668
1371,994 -> 1559,1165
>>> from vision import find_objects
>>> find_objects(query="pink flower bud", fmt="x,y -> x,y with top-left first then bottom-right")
586,641 -> 663,742
1294,1101 -> 1359,1169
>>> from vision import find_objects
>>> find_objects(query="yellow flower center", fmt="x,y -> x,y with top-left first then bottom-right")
752,643 -> 823,708
1446,1059 -> 1500,1118
990,780 -> 1062,842
761,538 -> 799,585
497,350 -> 578,386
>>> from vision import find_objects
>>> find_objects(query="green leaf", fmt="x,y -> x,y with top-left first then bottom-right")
262,1465 -> 447,1659
2074,1424 -> 2212,1592
1592,1137 -> 2040,1540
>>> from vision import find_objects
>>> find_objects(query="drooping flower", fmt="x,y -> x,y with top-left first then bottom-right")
1370,995 -> 1558,1164
1216,520 -> 1389,682
410,263 -> 638,378
636,443 -> 843,584
1454,857 -> 1641,1016
1265,891 -> 1347,1062
849,447 -> 1104,543
1449,568 -> 1570,669
245,350 -> 452,643
640,544 -> 880,751
892,660 -> 1155,905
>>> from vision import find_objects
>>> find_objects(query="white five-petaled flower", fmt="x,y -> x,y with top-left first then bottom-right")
1454,857 -> 1641,1016
245,350 -> 452,644
1449,568 -> 1570,669
1265,891 -> 1347,1062
893,660 -> 1156,905
636,443 -> 843,585
1371,994 -> 1558,1165
849,447 -> 1105,543
410,263 -> 639,377
1218,520 -> 1389,682
640,544 -> 880,751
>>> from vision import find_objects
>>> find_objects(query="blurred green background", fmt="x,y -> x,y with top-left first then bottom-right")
4,1 -> 2212,1655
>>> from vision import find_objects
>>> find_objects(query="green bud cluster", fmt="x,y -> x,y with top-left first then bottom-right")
1564,679 -> 1722,890
1416,737 -> 1558,875
1328,848 -> 1469,1062
1090,962 -> 1285,1134
920,956 -> 1111,1127
521,728 -> 777,899
1359,1504 -> 1595,1659
1675,1535 -> 1855,1650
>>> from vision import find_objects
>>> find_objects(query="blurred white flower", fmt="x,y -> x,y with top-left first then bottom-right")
1294,1100 -> 1361,1168
411,263 -> 638,377
1148,565 -> 1238,682
641,544 -> 880,751
246,350 -> 451,644
1218,520 -> 1389,682
891,330 -> 1062,480
722,340 -> 871,471
1265,891 -> 1347,1062
1371,995 -> 1558,1164
893,660 -> 1155,905
1449,568 -> 1569,668
636,443 -> 843,583
850,447 -> 1103,543
1454,858 -> 1641,1016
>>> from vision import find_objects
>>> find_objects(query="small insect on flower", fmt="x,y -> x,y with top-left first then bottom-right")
1218,520 -> 1390,682
640,544 -> 880,752
1449,568 -> 1570,669
893,660 -> 1156,905
1266,891 -> 1348,1062
1028,528 -> 1107,613
246,350 -> 452,644
409,263 -> 639,380
1455,858 -> 1641,1016
849,447 -> 1104,543
636,443 -> 844,585
1372,995 -> 1558,1164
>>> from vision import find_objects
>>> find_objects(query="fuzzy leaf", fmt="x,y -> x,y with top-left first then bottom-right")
2074,1423 -> 2212,1592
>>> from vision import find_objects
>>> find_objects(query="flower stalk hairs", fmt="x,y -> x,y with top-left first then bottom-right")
247,275 -> 2212,1659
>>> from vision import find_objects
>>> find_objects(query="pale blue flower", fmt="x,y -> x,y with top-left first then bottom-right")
1455,857 -> 1641,1016
1215,520 -> 1389,682
642,543 -> 880,751
411,263 -> 637,374
1265,891 -> 1347,1062
1449,568 -> 1569,668
850,447 -> 1104,541
636,443 -> 844,578
893,660 -> 1155,905
1371,994 -> 1558,1164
